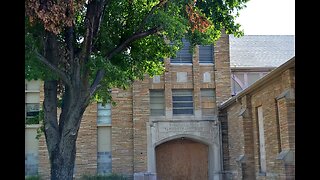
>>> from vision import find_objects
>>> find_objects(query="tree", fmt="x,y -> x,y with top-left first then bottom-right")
25,0 -> 248,179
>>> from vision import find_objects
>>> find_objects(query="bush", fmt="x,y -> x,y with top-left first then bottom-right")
80,173 -> 127,180
25,175 -> 41,180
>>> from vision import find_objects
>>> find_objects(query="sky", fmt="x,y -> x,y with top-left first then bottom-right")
235,0 -> 295,35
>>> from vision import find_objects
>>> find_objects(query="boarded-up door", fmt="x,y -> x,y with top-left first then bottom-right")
156,138 -> 208,180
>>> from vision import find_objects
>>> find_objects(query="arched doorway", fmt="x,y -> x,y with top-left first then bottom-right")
155,138 -> 208,180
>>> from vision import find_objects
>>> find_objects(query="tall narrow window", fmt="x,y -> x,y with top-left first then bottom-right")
170,39 -> 192,64
275,100 -> 282,153
25,80 -> 40,124
25,80 -> 41,177
97,102 -> 112,175
201,89 -> 216,116
150,90 -> 165,116
257,106 -> 267,174
172,90 -> 193,115
199,45 -> 214,64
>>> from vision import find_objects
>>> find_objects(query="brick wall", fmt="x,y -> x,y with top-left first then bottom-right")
132,78 -> 150,173
220,58 -> 295,179
214,30 -> 232,105
111,88 -> 134,177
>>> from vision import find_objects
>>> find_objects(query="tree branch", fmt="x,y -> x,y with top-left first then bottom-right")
107,27 -> 161,60
137,0 -> 168,32
35,51 -> 72,86
89,69 -> 105,96
80,0 -> 107,63
43,80 -> 60,158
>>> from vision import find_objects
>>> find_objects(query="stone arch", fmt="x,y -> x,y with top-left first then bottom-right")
147,122 -> 222,180
154,134 -> 211,148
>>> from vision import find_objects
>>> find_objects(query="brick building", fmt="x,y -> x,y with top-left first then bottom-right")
219,57 -> 295,179
25,33 -> 295,180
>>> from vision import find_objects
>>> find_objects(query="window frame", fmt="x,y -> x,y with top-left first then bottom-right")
199,44 -> 214,64
170,39 -> 193,64
150,90 -> 165,116
172,89 -> 194,115
25,80 -> 41,124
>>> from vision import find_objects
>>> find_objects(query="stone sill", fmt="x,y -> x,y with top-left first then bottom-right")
25,90 -> 40,93
25,124 -> 41,129
170,63 -> 193,66
150,115 -> 218,122
199,63 -> 214,66
97,124 -> 112,127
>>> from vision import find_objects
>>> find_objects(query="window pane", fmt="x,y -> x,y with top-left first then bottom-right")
150,103 -> 164,109
234,72 -> 245,85
172,90 -> 194,115
199,45 -> 214,63
97,116 -> 111,124
150,90 -> 165,116
151,109 -> 165,116
170,39 -> 192,64
172,96 -> 193,101
25,103 -> 40,124
173,102 -> 194,108
25,80 -> 40,91
247,73 -> 261,86
97,103 -> 111,124
26,92 -> 40,103
26,103 -> 40,112
173,109 -> 194,115
98,109 -> 111,117
26,103 -> 40,117
232,78 -> 243,94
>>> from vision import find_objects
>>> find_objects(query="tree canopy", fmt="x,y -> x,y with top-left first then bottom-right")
26,0 -> 247,104
25,1 -> 248,179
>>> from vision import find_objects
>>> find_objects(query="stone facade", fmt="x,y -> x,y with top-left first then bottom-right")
219,57 -> 295,180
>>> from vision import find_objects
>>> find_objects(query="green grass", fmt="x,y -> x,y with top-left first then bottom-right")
80,173 -> 127,180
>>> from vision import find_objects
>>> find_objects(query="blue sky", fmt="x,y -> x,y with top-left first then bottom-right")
235,0 -> 295,35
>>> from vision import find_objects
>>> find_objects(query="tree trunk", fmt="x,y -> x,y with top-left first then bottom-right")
44,79 -> 89,180
46,102 -> 87,180
50,135 -> 77,180
50,124 -> 78,180
42,31 -> 90,179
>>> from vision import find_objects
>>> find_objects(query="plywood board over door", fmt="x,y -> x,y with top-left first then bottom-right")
156,138 -> 208,180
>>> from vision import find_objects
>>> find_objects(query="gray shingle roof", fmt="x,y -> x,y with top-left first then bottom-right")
229,35 -> 295,68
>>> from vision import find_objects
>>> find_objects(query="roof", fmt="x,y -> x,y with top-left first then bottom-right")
229,35 -> 295,68
219,56 -> 295,109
